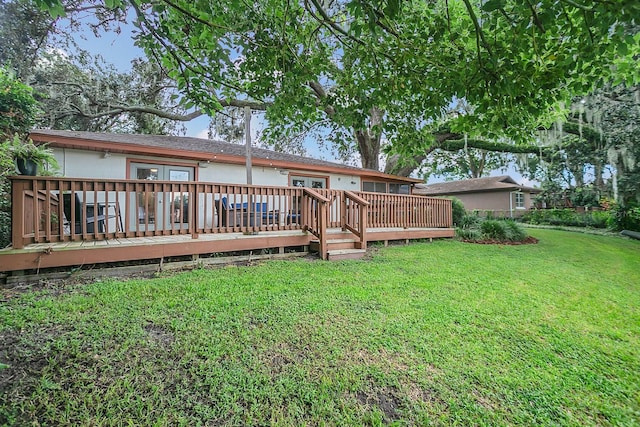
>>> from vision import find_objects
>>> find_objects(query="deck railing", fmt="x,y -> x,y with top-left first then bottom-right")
301,188 -> 330,259
343,191 -> 369,249
10,177 -> 452,250
359,192 -> 452,228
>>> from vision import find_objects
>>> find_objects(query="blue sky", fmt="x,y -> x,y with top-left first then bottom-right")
66,17 -> 211,139
61,16 -> 536,186
67,18 -> 346,162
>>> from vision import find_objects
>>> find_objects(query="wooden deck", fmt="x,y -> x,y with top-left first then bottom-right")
0,227 -> 453,272
2,177 -> 454,273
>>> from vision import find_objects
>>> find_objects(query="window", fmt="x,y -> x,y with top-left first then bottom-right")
290,175 -> 326,188
515,192 -> 525,209
363,181 -> 410,194
362,181 -> 387,193
389,183 -> 410,194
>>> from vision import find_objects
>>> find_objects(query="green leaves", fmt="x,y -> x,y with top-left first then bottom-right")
0,67 -> 40,138
33,0 -> 65,18
481,0 -> 505,12
28,0 -> 640,176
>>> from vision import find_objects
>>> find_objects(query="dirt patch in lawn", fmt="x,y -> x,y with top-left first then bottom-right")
0,325 -> 69,416
356,387 -> 403,422
144,322 -> 175,347
462,236 -> 539,245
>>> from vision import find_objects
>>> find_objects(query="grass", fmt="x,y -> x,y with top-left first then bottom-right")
1,229 -> 639,426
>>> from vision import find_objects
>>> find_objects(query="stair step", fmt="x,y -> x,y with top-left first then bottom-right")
327,238 -> 358,244
310,238 -> 359,252
311,238 -> 357,244
327,248 -> 367,261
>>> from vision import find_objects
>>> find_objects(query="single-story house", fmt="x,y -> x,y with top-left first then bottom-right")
29,130 -> 421,227
3,130 -> 453,270
414,175 -> 541,217
30,130 -> 419,193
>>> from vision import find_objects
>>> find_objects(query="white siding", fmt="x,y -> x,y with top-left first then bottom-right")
53,147 -> 363,189
54,148 -> 127,179
328,174 -> 361,191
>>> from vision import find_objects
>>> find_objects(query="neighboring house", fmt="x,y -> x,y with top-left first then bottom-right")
414,175 -> 540,217
30,130 -> 419,194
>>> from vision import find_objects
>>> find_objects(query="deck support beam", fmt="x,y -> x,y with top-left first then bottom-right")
0,228 -> 453,273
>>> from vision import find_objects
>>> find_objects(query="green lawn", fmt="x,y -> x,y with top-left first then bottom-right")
1,229 -> 639,426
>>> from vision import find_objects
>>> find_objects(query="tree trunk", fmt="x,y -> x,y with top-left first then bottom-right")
594,160 -> 604,191
355,107 -> 383,171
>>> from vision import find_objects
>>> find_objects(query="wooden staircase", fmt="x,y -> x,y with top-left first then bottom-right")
310,234 -> 367,261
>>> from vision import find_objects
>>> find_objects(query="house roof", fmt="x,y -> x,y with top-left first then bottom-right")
414,175 -> 540,196
29,129 -> 421,183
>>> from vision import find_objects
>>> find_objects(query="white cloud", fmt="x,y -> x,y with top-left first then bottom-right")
194,128 -> 209,139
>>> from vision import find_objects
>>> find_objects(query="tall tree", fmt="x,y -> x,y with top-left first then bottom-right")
533,85 -> 639,206
0,67 -> 39,138
0,0 -> 128,79
0,67 -> 40,246
91,0 -> 639,170
31,0 -> 640,176
1,0 -> 189,134
422,148 -> 512,181
33,51 -> 186,133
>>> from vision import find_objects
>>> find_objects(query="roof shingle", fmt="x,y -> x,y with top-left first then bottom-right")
414,175 -> 539,195
32,129 -> 371,173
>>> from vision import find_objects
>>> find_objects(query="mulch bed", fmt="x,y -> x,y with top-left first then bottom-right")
461,236 -> 539,245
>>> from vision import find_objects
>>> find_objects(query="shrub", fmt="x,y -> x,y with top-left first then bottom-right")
0,210 -> 9,248
503,220 -> 528,241
448,197 -> 466,227
459,212 -> 480,229
480,219 -> 509,240
457,218 -> 529,242
521,209 -> 545,225
455,227 -> 481,241
521,208 -> 610,229
586,211 -> 610,229
607,204 -> 640,232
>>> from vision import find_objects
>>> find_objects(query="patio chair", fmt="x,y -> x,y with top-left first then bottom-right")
286,212 -> 301,224
215,197 -> 279,227
62,193 -> 117,234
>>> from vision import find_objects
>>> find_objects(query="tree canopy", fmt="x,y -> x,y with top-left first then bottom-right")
1,0 -> 190,134
0,67 -> 39,138
28,0 -> 640,178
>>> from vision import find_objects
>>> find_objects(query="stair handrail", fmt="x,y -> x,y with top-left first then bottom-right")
302,188 -> 330,259
344,191 -> 369,249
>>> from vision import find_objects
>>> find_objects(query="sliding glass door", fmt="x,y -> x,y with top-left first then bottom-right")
130,162 -> 194,230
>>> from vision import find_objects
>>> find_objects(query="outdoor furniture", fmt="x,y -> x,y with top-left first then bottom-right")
63,193 -> 119,234
216,197 -> 279,227
286,212 -> 301,224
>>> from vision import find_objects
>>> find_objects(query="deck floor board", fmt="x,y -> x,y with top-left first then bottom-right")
0,227 -> 453,272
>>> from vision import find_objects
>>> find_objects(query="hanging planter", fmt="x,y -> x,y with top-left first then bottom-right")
4,135 -> 59,176
15,157 -> 38,176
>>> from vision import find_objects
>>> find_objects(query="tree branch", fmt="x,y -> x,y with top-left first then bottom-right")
58,98 -> 268,121
306,0 -> 365,47
307,81 -> 336,116
461,0 -> 494,56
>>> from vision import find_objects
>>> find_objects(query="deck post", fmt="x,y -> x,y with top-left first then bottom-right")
11,178 -> 28,249
341,196 -> 347,231
191,183 -> 199,239
358,203 -> 368,249
318,200 -> 327,259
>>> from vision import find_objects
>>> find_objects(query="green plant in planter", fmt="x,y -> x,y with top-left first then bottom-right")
2,135 -> 59,175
